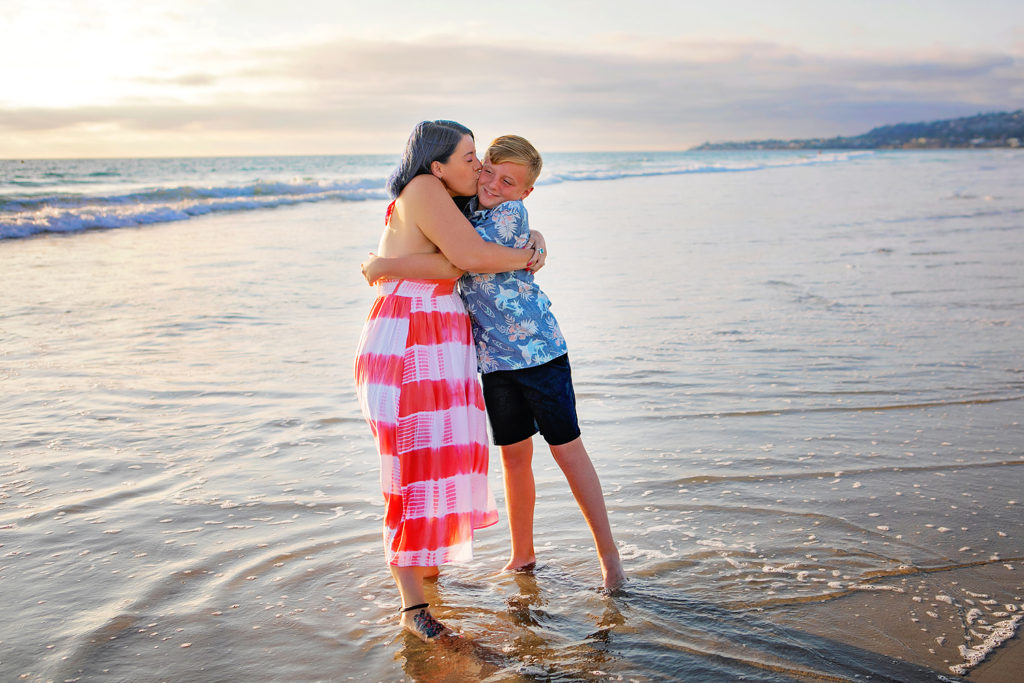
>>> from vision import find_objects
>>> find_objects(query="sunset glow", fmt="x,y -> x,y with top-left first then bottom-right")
3,0 -> 1022,157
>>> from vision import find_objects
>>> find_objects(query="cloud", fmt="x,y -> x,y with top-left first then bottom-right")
3,35 -> 1022,155
251,37 -> 1024,132
135,73 -> 221,87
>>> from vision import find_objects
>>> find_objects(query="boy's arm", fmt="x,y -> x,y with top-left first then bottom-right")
361,252 -> 464,286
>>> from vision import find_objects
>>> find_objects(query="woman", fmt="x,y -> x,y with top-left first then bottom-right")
353,120 -> 540,642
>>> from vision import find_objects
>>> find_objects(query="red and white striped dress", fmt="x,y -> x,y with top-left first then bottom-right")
354,253 -> 498,567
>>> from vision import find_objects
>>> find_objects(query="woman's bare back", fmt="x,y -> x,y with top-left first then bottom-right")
377,178 -> 444,259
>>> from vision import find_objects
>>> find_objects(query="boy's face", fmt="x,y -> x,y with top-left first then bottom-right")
476,160 -> 534,209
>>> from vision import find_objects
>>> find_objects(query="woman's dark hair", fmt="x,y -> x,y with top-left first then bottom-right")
386,120 -> 474,198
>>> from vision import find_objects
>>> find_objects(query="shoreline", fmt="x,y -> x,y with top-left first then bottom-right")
765,560 -> 1024,680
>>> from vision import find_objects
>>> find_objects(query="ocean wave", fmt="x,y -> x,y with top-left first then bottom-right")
0,179 -> 389,239
0,150 -> 872,240
539,150 -> 873,185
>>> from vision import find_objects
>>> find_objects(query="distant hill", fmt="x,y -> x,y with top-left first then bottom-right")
691,110 -> 1024,151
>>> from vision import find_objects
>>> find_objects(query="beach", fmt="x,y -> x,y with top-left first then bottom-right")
2,150 -> 1022,681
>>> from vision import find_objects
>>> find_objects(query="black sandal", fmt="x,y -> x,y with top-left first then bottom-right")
400,602 -> 429,613
399,603 -> 448,640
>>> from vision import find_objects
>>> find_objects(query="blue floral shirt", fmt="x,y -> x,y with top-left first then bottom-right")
459,199 -> 567,374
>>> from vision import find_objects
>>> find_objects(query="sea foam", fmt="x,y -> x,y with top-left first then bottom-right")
0,150 -> 871,240
0,179 -> 386,239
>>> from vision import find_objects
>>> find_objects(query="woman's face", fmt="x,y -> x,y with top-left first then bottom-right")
432,134 -> 482,197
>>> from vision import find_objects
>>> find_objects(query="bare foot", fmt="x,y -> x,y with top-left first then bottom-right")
503,557 -> 537,572
400,606 -> 452,642
601,555 -> 626,591
602,569 -> 627,592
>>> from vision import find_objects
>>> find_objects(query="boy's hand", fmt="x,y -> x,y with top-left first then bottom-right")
527,230 -> 547,272
361,253 -> 385,285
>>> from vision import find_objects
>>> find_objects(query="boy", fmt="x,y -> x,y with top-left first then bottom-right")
363,135 -> 625,590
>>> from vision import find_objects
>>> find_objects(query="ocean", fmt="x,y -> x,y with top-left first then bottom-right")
0,150 -> 869,240
2,149 -> 1022,681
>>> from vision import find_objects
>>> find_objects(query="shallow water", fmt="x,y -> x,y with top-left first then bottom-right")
2,151 -> 1022,681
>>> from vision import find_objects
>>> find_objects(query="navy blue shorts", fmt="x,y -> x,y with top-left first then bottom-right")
480,354 -> 581,447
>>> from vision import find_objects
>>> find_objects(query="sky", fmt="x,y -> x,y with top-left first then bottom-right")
2,0 -> 1022,158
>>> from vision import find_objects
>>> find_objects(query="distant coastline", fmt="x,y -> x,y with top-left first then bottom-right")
691,109 -> 1024,151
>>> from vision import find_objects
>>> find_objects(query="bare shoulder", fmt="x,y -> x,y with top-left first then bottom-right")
401,174 -> 447,205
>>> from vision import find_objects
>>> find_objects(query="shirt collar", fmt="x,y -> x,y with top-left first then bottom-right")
464,196 -> 488,219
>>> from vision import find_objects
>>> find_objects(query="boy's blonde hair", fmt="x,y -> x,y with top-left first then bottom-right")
484,135 -> 543,186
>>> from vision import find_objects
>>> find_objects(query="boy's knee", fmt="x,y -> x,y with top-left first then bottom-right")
500,439 -> 533,467
550,436 -> 586,458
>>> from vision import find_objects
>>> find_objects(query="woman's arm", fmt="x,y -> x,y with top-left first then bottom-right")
361,252 -> 463,286
403,176 -> 537,272
363,228 -> 547,284
526,229 -> 547,272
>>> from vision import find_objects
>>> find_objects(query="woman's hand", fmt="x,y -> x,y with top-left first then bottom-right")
527,230 -> 548,272
361,253 -> 385,285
